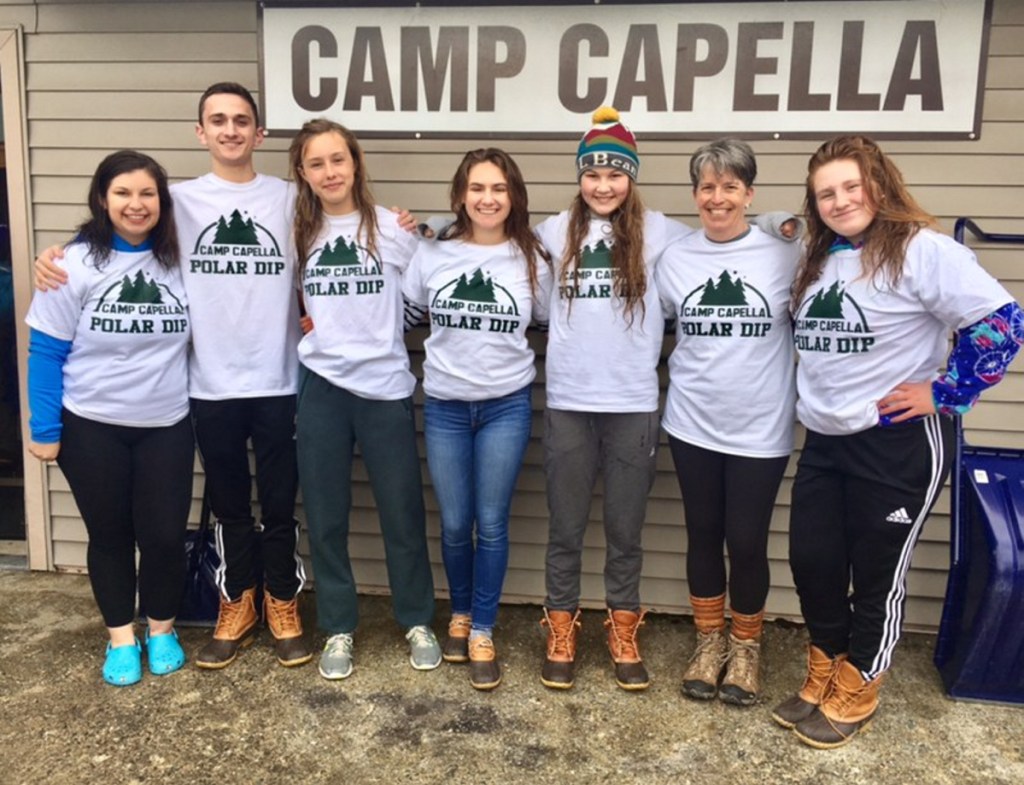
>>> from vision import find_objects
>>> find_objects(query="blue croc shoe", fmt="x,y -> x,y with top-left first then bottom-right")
103,639 -> 142,686
146,629 -> 186,676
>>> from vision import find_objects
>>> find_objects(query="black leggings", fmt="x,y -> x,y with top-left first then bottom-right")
668,437 -> 788,614
58,410 -> 194,627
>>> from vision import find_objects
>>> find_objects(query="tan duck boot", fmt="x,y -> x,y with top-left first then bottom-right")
264,590 -> 312,667
540,609 -> 582,690
604,609 -> 650,691
794,659 -> 883,749
771,644 -> 846,728
195,586 -> 258,669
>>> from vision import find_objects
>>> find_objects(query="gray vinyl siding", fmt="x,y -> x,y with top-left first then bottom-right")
11,0 -> 1023,630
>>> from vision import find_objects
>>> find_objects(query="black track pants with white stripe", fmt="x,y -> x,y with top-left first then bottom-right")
788,415 -> 954,679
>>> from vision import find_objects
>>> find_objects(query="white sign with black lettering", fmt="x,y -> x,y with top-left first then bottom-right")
259,0 -> 989,139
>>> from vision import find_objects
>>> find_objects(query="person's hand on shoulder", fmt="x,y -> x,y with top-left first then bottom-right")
34,245 -> 68,291
391,206 -> 418,234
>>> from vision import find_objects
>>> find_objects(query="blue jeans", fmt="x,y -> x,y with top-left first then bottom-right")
424,385 -> 533,631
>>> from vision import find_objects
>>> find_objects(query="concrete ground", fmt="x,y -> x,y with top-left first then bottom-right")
0,567 -> 1021,785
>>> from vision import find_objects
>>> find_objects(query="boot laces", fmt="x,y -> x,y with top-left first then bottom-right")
266,595 -> 301,636
725,637 -> 760,685
469,636 -> 496,661
822,670 -> 881,714
448,615 -> 472,637
802,648 -> 839,694
214,593 -> 250,636
688,628 -> 726,663
542,611 -> 581,659
607,610 -> 646,660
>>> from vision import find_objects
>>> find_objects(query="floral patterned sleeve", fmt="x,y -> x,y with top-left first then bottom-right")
932,302 -> 1024,416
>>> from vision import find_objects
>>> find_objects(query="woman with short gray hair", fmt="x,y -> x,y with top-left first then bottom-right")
656,137 -> 801,706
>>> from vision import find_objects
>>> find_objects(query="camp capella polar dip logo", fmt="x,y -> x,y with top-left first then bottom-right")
189,208 -> 286,277
302,235 -> 385,297
558,239 -> 620,300
91,271 -> 187,335
430,268 -> 521,334
678,269 -> 774,338
794,281 -> 876,355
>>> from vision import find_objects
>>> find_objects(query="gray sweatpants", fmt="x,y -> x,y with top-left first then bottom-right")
543,409 -> 659,611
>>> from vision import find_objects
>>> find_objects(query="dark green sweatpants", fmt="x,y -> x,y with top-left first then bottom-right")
296,366 -> 434,634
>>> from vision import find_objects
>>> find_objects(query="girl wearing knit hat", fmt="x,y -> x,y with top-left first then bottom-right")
535,107 -> 684,692
535,108 -> 798,693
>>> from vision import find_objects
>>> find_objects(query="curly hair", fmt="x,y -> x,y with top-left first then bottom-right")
792,134 -> 937,312
288,118 -> 379,273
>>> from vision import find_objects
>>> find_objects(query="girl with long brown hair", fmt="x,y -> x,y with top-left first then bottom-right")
402,148 -> 551,690
776,135 -> 1022,748
534,107 -> 692,692
288,118 -> 440,681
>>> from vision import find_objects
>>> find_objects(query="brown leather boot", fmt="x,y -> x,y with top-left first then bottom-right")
771,644 -> 846,728
794,659 -> 882,749
540,609 -> 581,690
604,609 -> 649,691
264,590 -> 313,667
196,586 -> 259,669
468,635 -> 501,691
442,614 -> 471,663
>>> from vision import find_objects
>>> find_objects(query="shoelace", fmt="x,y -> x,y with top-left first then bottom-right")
803,651 -> 841,697
607,611 -> 646,659
214,595 -> 250,635
726,638 -> 760,682
823,671 -> 881,714
407,626 -> 435,648
324,633 -> 353,656
448,616 -> 472,636
469,636 -> 495,660
543,612 -> 581,658
688,629 -> 725,664
265,597 -> 300,632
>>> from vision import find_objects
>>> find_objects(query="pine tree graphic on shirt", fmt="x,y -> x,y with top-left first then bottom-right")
579,239 -> 613,269
189,209 -> 283,258
805,282 -> 846,318
315,237 -> 361,266
698,271 -> 747,305
213,210 -> 260,245
432,267 -> 520,319
450,268 -> 498,303
117,270 -> 163,304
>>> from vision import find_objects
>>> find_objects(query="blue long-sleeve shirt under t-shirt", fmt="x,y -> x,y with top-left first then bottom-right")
27,328 -> 72,443
27,234 -> 157,443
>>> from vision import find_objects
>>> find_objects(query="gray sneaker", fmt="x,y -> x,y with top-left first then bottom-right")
405,625 -> 442,670
318,633 -> 354,680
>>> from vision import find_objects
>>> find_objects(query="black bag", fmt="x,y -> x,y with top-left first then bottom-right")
176,491 -> 222,626
139,490 -> 221,627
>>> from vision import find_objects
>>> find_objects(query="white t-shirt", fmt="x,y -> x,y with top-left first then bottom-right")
403,237 -> 552,401
172,173 -> 300,400
26,242 -> 191,427
535,209 -> 692,413
656,226 -> 799,457
298,206 -> 418,400
794,228 -> 1014,435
